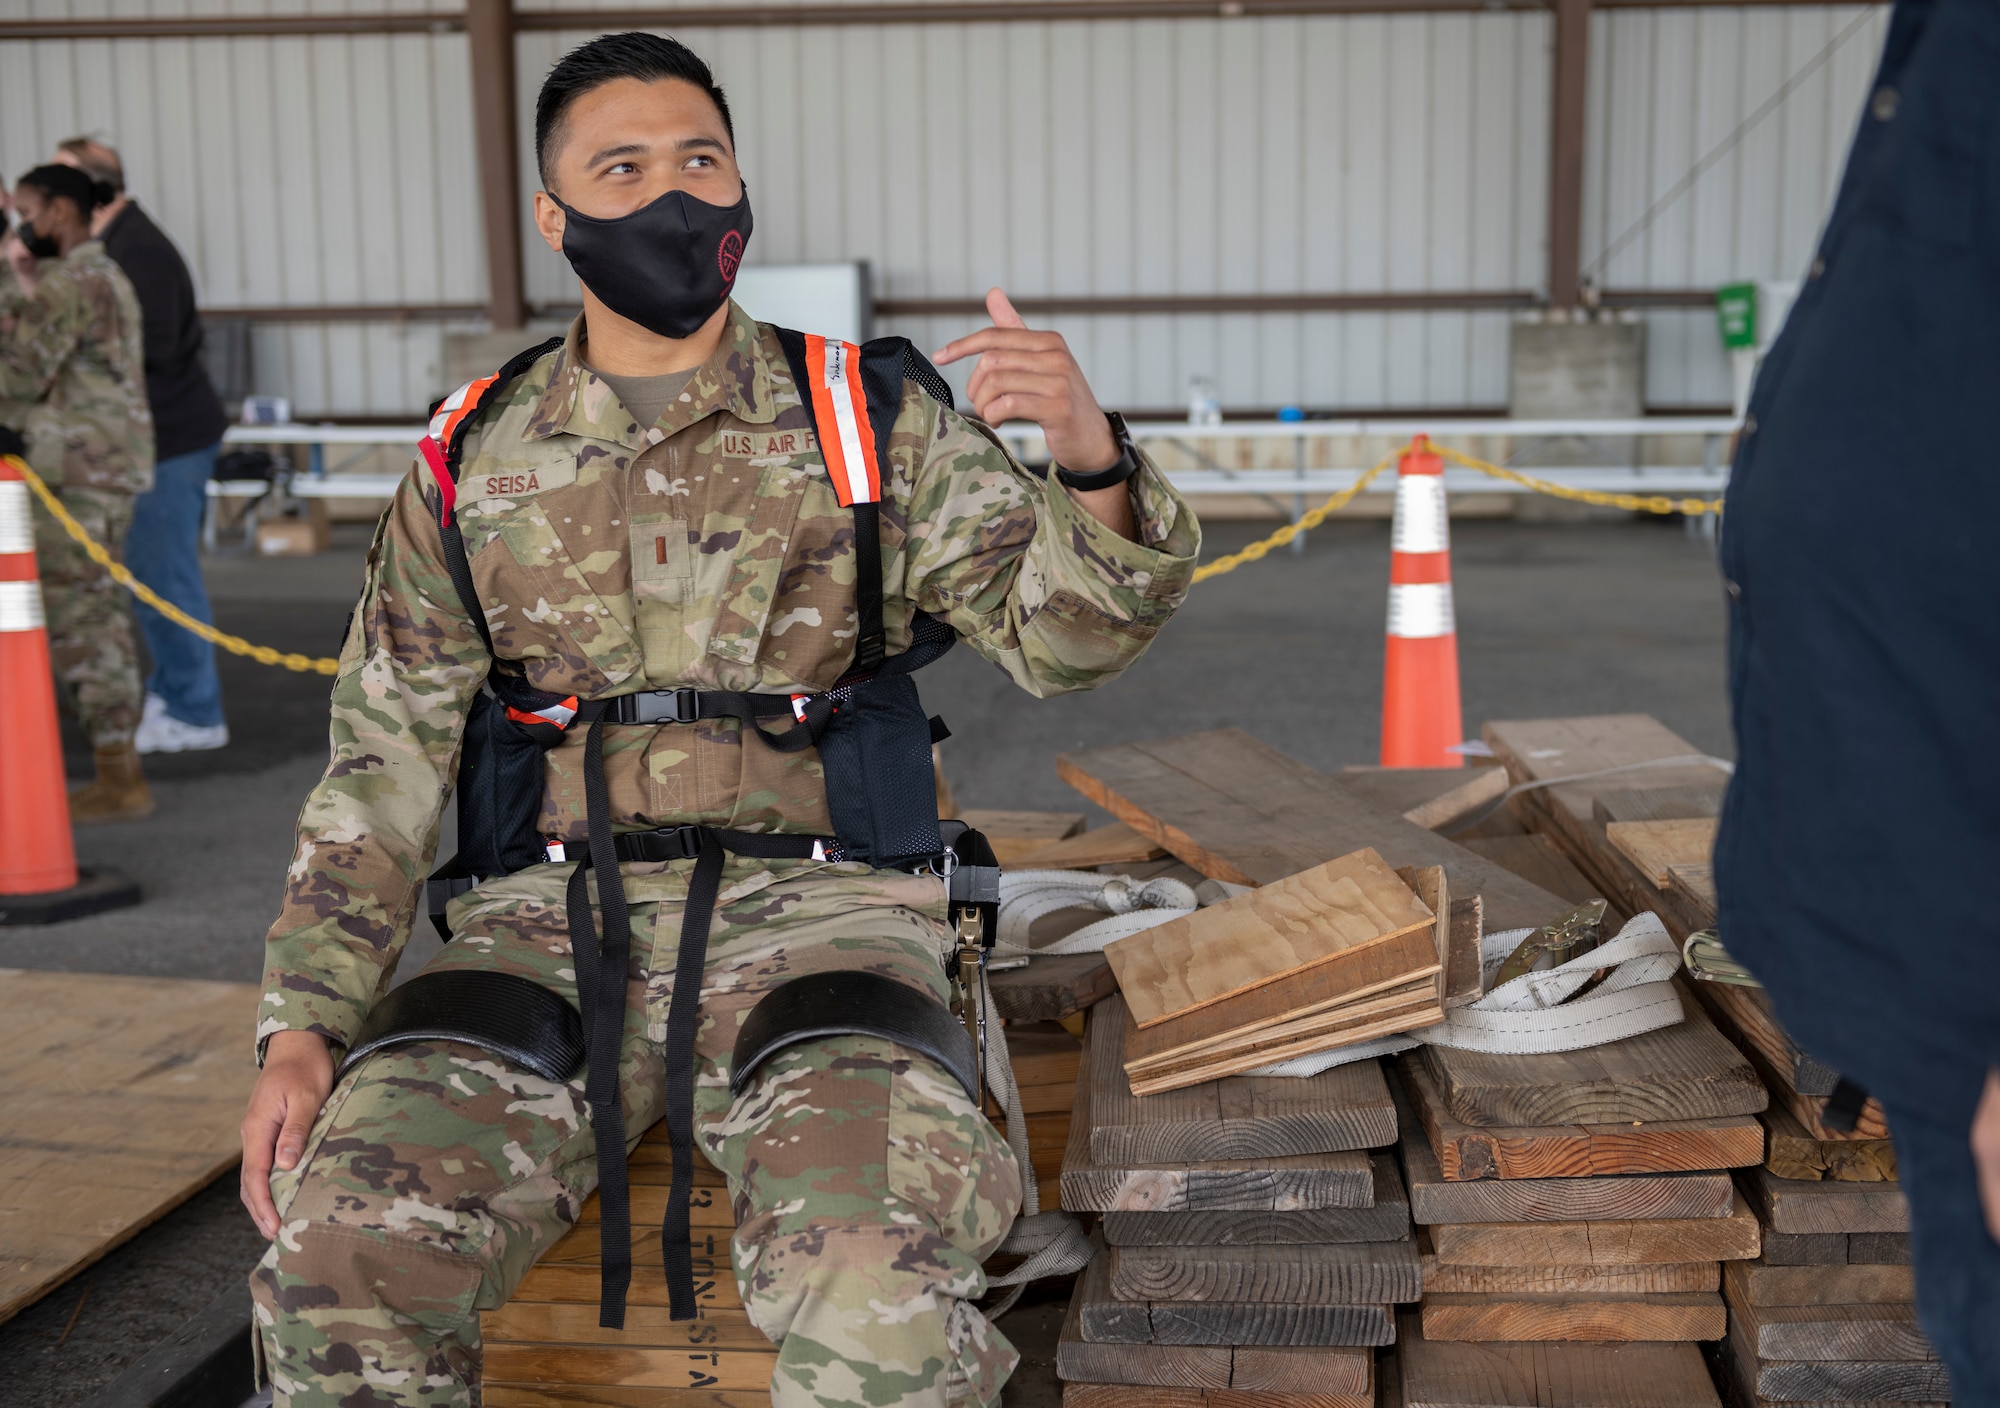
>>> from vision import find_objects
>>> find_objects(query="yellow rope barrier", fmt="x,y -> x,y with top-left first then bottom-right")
1189,448 -> 1400,583
8,431 -> 1722,668
6,455 -> 341,676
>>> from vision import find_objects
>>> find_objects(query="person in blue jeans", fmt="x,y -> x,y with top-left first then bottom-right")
56,138 -> 229,752
1716,1 -> 2000,1399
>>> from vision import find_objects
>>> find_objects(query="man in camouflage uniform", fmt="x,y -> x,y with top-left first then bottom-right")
240,33 -> 1199,1408
1,164 -> 156,822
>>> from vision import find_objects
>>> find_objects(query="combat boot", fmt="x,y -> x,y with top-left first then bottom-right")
69,742 -> 156,824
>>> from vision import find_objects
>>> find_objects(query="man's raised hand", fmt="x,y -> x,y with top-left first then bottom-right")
933,289 -> 1120,475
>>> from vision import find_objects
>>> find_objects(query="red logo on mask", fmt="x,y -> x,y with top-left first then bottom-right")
717,230 -> 744,284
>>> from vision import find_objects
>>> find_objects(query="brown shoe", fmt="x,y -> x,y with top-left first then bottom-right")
69,742 -> 156,824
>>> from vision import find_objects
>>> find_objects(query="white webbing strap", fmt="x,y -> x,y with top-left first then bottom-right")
976,964 -> 1095,1313
1252,912 -> 1685,1077
995,869 -> 1237,956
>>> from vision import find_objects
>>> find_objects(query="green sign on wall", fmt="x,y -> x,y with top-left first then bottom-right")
1717,282 -> 1758,351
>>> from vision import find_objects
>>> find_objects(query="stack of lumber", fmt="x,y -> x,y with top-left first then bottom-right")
1479,715 -> 1898,1183
1709,1170 -> 1943,1408
1056,993 -> 1412,1407
1102,849 -> 1472,1094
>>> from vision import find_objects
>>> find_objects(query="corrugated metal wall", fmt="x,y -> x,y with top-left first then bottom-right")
1,3 -> 1887,416
1585,3 -> 1888,405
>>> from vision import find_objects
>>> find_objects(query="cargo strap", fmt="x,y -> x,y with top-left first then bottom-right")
563,710 -> 830,1327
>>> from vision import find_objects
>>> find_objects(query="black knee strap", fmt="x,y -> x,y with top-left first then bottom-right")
729,971 -> 978,1103
337,970 -> 585,1085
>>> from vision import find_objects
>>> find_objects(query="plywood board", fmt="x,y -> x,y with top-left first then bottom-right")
1397,1308 -> 1722,1408
1426,1192 -> 1761,1267
1060,1033 -> 1376,1213
1057,730 -> 1573,932
1015,821 -> 1169,870
1102,1154 -> 1410,1246
0,970 -> 259,1324
1420,1291 -> 1726,1343
1398,1055 -> 1764,1182
1127,986 -> 1443,1097
1085,996 -> 1397,1165
1419,983 -> 1766,1129
1606,819 -> 1718,888
1057,1259 -> 1373,1390
1108,847 -> 1436,1028
1722,1257 -> 1914,1308
1739,1167 -> 1909,1236
1125,962 -> 1439,1076
1397,1088 -> 1736,1224
1108,1240 -> 1420,1305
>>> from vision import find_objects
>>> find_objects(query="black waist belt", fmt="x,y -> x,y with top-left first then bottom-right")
607,685 -> 834,753
564,715 -> 830,1328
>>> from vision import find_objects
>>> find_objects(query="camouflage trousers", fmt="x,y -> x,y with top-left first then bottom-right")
33,485 -> 141,746
251,866 -> 1023,1408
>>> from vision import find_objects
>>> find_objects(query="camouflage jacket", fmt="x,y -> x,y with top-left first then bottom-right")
0,242 -> 153,493
259,304 -> 1200,1053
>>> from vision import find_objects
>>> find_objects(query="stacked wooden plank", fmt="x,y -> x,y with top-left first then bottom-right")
1103,849 -> 1462,1094
1479,715 -> 1897,1181
1397,1006 -> 1768,1332
1709,1170 -> 1943,1408
1056,994 -> 1409,1407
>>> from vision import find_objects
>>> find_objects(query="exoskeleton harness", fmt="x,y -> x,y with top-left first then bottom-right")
339,330 -> 1002,1329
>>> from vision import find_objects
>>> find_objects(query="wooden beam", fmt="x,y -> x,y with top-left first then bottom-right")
466,0 -> 528,331
0,0 -> 1853,42
1547,0 -> 1591,309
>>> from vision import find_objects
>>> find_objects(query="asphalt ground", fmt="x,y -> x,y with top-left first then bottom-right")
4,512 -> 1732,1404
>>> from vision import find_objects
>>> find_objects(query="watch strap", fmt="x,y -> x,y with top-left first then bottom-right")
1055,413 -> 1141,492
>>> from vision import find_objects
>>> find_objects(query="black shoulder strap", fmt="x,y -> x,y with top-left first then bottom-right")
773,328 -> 955,678
419,337 -> 564,701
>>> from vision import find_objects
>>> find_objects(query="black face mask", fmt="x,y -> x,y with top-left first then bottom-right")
15,219 -> 60,261
555,185 -> 753,340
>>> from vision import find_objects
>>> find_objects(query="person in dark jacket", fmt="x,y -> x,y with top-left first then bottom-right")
1716,0 -> 2000,1397
55,138 -> 230,753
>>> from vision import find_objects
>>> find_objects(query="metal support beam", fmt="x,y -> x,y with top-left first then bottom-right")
1547,0 -> 1591,310
466,0 -> 527,331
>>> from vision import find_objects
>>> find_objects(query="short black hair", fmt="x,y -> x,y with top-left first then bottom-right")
16,163 -> 101,217
535,32 -> 734,188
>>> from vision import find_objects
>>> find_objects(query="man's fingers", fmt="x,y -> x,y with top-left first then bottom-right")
967,368 -> 1071,413
240,1103 -> 283,1237
932,326 -> 1062,365
987,288 -> 1029,330
275,1092 -> 319,1171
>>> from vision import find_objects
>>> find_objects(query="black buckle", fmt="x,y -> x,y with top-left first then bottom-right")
612,688 -> 698,725
615,824 -> 706,863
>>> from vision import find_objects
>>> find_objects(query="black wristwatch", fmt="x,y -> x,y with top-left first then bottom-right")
1055,412 -> 1141,492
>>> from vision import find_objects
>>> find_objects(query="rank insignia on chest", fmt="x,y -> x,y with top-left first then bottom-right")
719,429 -> 818,459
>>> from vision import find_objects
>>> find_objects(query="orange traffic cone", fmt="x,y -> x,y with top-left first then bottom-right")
1380,436 -> 1465,768
0,455 -> 140,923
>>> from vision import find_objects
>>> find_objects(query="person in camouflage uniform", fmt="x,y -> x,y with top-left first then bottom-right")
240,33 -> 1199,1408
1,164 -> 156,822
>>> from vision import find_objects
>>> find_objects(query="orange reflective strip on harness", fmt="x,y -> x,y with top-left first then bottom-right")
506,696 -> 580,729
803,335 -> 881,507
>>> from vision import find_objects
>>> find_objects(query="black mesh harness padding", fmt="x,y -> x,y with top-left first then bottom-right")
412,327 -> 961,1329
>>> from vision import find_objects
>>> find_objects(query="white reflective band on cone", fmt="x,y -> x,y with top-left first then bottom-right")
0,481 -> 31,556
1390,473 -> 1450,554
1386,581 -> 1455,639
0,580 -> 46,632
